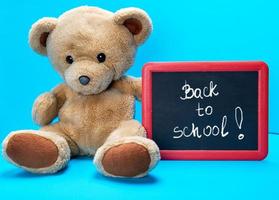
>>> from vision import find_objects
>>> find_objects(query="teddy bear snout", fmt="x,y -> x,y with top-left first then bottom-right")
79,75 -> 90,85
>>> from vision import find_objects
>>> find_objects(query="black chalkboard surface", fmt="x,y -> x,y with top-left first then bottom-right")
142,62 -> 268,160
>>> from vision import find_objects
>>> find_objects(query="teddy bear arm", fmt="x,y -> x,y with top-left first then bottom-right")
32,84 -> 68,126
51,84 -> 69,109
112,76 -> 142,101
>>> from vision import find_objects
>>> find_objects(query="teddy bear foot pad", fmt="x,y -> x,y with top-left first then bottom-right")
2,130 -> 70,174
102,142 -> 151,177
94,136 -> 160,178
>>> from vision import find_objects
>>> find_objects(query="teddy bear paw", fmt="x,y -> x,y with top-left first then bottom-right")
102,143 -> 151,177
2,130 -> 70,174
94,136 -> 160,178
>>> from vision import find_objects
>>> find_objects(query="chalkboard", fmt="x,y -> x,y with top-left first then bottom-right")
142,62 -> 268,160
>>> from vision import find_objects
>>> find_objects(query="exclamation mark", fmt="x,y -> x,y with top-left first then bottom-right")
235,106 -> 244,140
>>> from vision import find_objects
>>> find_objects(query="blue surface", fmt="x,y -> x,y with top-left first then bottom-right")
1,134 -> 278,200
0,0 -> 279,199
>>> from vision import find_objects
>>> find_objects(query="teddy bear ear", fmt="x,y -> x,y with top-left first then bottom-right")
113,8 -> 152,45
29,17 -> 57,56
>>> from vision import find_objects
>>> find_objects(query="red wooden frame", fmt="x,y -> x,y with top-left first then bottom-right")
142,61 -> 268,160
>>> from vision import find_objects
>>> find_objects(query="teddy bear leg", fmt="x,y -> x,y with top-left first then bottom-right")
2,125 -> 71,174
94,120 -> 160,178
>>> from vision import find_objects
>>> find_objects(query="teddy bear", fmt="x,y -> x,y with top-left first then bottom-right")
2,6 -> 160,178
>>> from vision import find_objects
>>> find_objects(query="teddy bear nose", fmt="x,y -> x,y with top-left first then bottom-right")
79,76 -> 90,85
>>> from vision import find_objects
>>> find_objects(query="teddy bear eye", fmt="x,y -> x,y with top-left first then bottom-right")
97,53 -> 106,63
66,55 -> 74,64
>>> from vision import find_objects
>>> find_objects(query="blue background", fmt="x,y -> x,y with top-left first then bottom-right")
0,0 -> 278,199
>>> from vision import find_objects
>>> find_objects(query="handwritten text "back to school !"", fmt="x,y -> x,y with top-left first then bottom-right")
173,81 -> 244,140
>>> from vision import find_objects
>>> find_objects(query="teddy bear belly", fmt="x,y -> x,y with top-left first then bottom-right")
58,90 -> 135,155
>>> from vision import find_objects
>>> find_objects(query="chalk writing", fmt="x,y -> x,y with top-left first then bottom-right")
180,81 -> 219,100
235,106 -> 244,140
173,81 -> 245,141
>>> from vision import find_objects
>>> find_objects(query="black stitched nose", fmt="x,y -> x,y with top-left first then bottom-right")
79,76 -> 90,85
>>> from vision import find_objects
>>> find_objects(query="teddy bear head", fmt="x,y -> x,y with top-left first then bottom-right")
29,6 -> 152,95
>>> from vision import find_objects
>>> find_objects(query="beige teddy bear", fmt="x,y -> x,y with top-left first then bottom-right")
2,6 -> 160,178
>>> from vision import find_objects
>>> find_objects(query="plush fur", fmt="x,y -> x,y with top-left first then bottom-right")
2,6 -> 160,178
